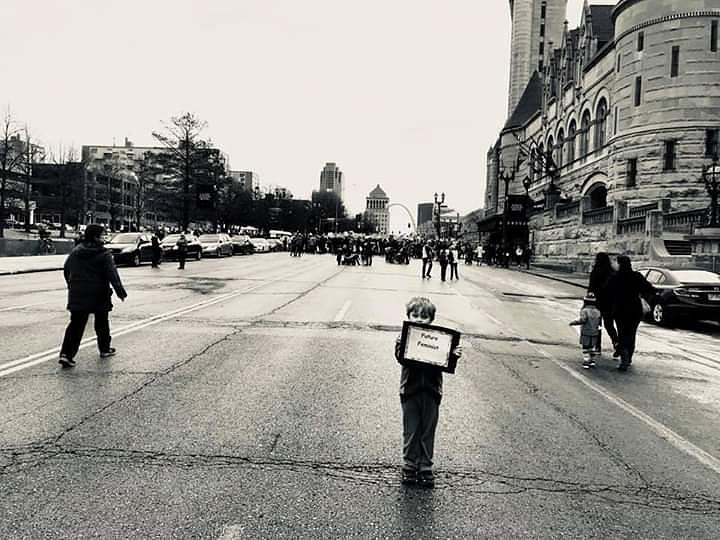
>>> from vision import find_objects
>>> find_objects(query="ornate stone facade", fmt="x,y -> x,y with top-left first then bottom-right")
365,184 -> 389,235
483,0 -> 720,270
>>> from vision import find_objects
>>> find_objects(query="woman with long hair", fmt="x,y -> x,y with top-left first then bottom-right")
607,255 -> 656,371
587,252 -> 619,356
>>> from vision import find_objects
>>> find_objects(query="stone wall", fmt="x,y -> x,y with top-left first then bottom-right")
0,239 -> 74,257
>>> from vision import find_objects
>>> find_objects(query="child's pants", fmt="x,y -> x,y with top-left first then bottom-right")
401,391 -> 440,472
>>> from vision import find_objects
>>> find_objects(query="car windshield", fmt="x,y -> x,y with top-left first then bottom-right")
200,234 -> 220,242
109,233 -> 140,243
162,234 -> 186,243
672,271 -> 720,283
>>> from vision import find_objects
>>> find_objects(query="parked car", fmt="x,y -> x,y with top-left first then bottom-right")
266,238 -> 284,252
106,232 -> 154,266
161,233 -> 203,261
637,267 -> 720,325
249,237 -> 271,253
199,233 -> 234,257
230,234 -> 254,255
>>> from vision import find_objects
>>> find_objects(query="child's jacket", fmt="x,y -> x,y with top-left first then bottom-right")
570,305 -> 602,337
395,337 -> 451,401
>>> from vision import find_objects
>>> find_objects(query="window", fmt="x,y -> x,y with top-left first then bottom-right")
706,129 -> 719,157
617,54 -> 621,72
567,121 -> 576,163
539,42 -> 544,56
538,143 -> 545,176
557,130 -> 564,169
663,140 -> 677,171
541,3 -> 546,18
614,107 -> 619,134
634,76 -> 642,106
540,24 -> 545,37
637,31 -> 644,52
671,46 -> 680,77
712,20 -> 718,52
595,99 -> 608,149
627,158 -> 638,187
547,136 -> 555,171
580,111 -> 591,157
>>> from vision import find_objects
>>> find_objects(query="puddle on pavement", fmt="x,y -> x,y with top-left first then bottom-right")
132,277 -> 235,295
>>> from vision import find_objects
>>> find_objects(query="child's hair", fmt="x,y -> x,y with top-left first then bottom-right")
405,296 -> 436,321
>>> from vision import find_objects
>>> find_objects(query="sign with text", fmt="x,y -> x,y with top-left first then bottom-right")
399,321 -> 461,374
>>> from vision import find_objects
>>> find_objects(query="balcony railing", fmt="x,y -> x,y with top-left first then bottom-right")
616,216 -> 645,235
582,206 -> 613,225
628,202 -> 659,218
555,200 -> 580,220
663,208 -> 707,234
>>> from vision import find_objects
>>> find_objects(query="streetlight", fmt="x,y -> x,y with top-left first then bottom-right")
433,192 -> 445,240
498,162 -> 516,255
703,153 -> 719,227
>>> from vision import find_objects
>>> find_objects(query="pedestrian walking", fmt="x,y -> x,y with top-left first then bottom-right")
515,245 -> 524,267
606,255 -> 656,371
475,244 -> 483,266
176,232 -> 188,269
58,224 -> 127,368
151,232 -> 162,268
438,244 -> 449,282
395,297 -> 462,487
569,292 -> 602,369
449,243 -> 459,280
587,252 -> 619,357
421,241 -> 433,279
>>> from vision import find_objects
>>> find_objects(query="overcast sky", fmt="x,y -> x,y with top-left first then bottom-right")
3,0 -> 614,233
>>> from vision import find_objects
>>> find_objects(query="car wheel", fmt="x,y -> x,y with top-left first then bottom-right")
196,250 -> 202,261
132,253 -> 141,267
651,301 -> 668,326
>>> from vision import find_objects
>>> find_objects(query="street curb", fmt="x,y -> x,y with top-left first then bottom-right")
0,266 -> 64,277
522,269 -> 587,289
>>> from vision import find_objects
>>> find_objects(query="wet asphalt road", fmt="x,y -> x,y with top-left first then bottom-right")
1,253 -> 719,539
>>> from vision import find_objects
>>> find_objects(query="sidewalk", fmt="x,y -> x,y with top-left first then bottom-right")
0,255 -> 67,276
523,265 -> 588,289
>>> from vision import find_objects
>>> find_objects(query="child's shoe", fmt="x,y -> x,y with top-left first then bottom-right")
582,359 -> 593,369
400,468 -> 417,485
417,470 -> 435,488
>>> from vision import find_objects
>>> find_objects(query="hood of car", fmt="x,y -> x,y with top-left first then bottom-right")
107,243 -> 136,250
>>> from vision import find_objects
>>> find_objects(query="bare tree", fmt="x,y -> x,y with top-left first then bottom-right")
20,126 -> 44,233
48,145 -> 82,238
152,113 -> 210,231
0,108 -> 25,238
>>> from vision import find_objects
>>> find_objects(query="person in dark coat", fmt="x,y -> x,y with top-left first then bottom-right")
176,232 -> 188,269
606,255 -> 656,371
59,224 -> 127,368
587,252 -> 619,356
151,233 -> 162,268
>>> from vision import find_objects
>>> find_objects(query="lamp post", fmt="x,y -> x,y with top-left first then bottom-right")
433,192 -> 445,240
499,162 -> 516,256
703,153 -> 719,227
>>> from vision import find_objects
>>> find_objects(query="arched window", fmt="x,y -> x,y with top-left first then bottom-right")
557,129 -> 565,169
595,98 -> 608,149
567,120 -> 576,163
547,137 -> 555,172
587,184 -> 608,210
538,143 -> 544,176
580,110 -> 591,157
530,147 -> 537,181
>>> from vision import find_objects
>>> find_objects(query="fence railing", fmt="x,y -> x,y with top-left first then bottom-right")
582,206 -> 614,225
616,216 -> 646,235
555,200 -> 580,220
628,202 -> 659,218
663,208 -> 706,234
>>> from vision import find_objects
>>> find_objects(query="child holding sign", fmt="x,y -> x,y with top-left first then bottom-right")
395,297 -> 462,487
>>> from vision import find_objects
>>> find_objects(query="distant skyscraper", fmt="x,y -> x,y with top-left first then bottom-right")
507,0 -> 567,114
319,162 -> 343,201
365,184 -> 389,235
417,203 -> 434,227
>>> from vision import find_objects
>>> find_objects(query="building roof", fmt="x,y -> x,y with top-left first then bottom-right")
589,5 -> 614,49
502,71 -> 542,132
368,184 -> 388,199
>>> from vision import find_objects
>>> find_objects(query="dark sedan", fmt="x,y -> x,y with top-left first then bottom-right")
638,267 -> 720,325
160,234 -> 203,261
106,233 -> 154,266
230,234 -> 255,255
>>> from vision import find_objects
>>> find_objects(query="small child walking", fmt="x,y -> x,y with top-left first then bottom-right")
569,292 -> 602,368
395,297 -> 462,487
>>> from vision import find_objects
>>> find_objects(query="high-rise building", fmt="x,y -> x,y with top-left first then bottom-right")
364,184 -> 389,235
507,0 -> 567,115
228,170 -> 258,192
319,162 -> 343,201
417,203 -> 434,228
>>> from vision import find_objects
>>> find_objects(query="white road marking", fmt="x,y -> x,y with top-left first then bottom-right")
334,300 -> 352,321
0,301 -> 48,312
534,346 -> 720,476
0,262 -> 328,378
217,525 -> 242,539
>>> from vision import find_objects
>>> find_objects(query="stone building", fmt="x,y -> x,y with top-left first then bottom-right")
481,0 -> 720,271
364,184 -> 389,234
